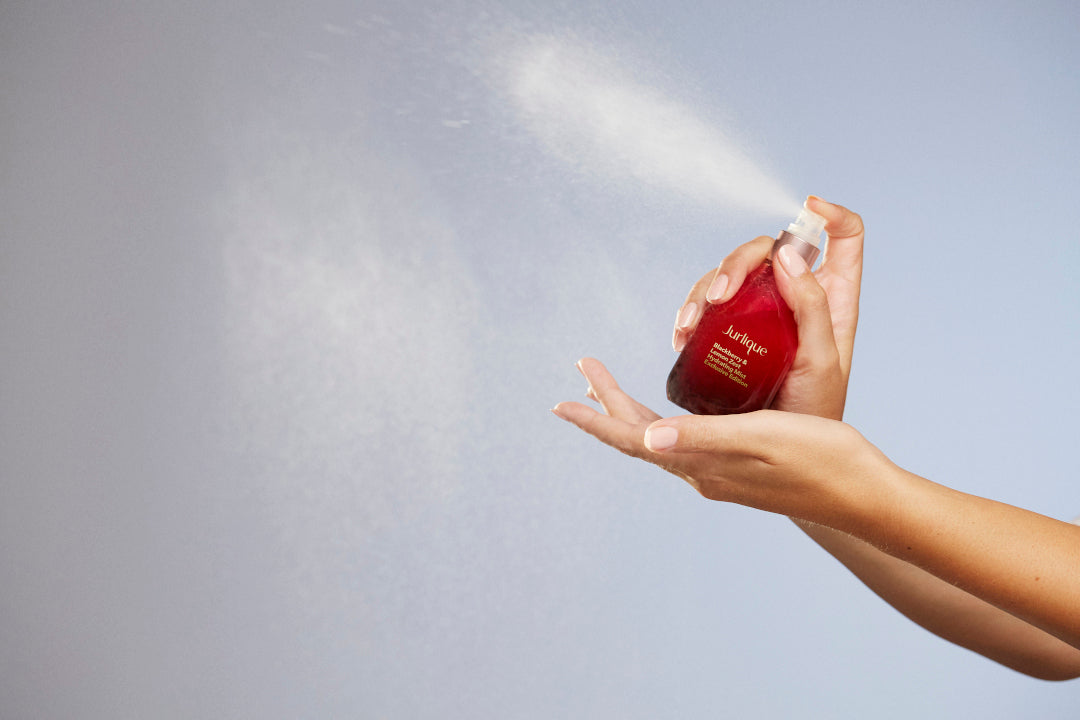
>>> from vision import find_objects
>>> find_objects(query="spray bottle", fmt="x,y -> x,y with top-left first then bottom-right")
666,204 -> 826,414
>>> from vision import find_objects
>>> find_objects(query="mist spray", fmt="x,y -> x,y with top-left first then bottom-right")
666,203 -> 826,414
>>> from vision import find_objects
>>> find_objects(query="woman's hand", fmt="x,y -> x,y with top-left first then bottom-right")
554,358 -> 887,527
554,358 -> 1080,673
554,199 -> 1080,678
671,197 -> 864,420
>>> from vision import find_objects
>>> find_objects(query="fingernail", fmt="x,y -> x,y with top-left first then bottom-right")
551,404 -> 569,420
644,425 -> 678,452
676,302 -> 699,330
777,245 -> 808,277
673,328 -> 687,352
705,273 -> 729,303
805,196 -> 831,219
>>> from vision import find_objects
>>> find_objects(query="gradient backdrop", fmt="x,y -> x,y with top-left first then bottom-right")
3,1 -> 1080,718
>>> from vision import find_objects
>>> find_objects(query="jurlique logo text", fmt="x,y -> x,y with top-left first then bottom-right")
722,324 -> 768,356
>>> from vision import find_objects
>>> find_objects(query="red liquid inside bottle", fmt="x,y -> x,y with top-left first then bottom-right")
666,212 -> 823,415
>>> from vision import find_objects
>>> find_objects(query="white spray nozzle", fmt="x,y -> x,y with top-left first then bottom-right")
785,203 -> 826,247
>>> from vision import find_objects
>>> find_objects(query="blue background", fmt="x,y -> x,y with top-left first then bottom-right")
3,1 -> 1079,717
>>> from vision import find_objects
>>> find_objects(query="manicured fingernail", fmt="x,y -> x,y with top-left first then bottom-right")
777,245 -> 808,277
705,273 -> 729,303
672,328 -> 687,352
551,404 -> 569,420
676,302 -> 699,331
644,425 -> 678,451
585,386 -> 598,401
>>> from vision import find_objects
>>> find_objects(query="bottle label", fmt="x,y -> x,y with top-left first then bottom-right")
702,326 -> 768,388
704,343 -> 748,388
722,324 -> 768,356
666,262 -> 797,415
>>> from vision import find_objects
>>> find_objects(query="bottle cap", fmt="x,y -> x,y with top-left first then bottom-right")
772,202 -> 825,267
785,204 -> 826,247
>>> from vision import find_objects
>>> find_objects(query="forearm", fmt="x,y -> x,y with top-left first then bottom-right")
793,517 -> 1080,679
806,448 -> 1080,674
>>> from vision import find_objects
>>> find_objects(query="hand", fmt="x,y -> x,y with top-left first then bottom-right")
671,197 -> 864,420
554,358 -> 886,526
555,362 -> 1080,678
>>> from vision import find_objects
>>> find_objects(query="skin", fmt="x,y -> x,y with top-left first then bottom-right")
553,197 -> 1080,680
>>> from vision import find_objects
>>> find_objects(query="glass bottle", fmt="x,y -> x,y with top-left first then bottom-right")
666,205 -> 825,414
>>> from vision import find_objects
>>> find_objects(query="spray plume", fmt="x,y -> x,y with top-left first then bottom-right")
499,34 -> 801,218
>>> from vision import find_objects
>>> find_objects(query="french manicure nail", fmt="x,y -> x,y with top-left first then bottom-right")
778,245 -> 808,277
645,425 -> 679,451
673,328 -> 687,352
705,273 -> 729,303
676,302 -> 699,330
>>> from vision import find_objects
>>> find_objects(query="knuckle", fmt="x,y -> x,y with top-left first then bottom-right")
671,422 -> 712,454
836,208 -> 864,237
791,282 -> 831,318
720,236 -> 772,271
805,284 -> 831,311
803,350 -> 842,378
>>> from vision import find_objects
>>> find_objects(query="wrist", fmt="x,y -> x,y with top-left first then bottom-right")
809,428 -> 902,536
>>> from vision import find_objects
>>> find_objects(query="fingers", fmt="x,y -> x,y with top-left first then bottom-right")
643,409 -> 842,461
644,412 -> 770,456
575,358 -> 661,424
773,244 -> 841,374
807,196 -> 863,241
803,196 -> 864,380
552,401 -> 648,457
806,196 -> 864,283
672,288 -> 705,352
553,358 -> 660,458
710,234 -> 775,303
672,198 -> 862,353
641,411 -> 867,514
672,234 -> 774,352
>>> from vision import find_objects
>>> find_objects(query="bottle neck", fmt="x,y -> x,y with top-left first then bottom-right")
770,230 -> 820,267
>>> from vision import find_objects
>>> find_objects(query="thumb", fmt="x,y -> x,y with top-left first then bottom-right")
773,244 -> 841,370
643,413 -> 772,456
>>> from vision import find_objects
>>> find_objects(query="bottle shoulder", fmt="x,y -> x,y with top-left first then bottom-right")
727,261 -> 785,310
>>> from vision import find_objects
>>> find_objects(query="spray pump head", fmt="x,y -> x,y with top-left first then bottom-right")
772,200 -> 826,267
785,203 -> 826,247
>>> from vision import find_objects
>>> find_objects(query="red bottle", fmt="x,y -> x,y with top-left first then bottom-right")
666,206 -> 825,415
